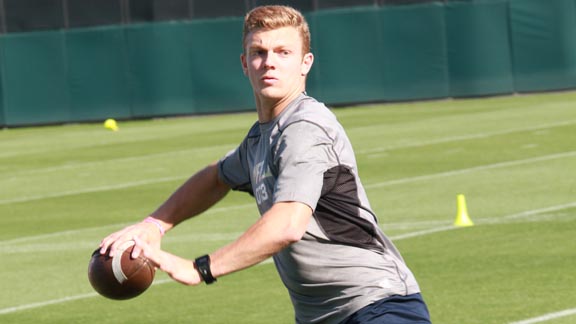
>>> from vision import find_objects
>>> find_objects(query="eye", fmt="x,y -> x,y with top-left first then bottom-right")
249,49 -> 265,57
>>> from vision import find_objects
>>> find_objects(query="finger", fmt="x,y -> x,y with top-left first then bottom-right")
99,235 -> 118,255
99,227 -> 131,255
134,236 -> 162,269
131,236 -> 144,259
99,243 -> 108,255
108,235 -> 132,257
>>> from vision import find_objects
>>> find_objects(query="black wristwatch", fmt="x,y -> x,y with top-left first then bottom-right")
194,255 -> 217,284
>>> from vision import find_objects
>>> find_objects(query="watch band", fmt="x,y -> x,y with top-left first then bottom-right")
194,255 -> 217,284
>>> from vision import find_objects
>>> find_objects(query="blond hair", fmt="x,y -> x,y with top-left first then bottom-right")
242,5 -> 311,55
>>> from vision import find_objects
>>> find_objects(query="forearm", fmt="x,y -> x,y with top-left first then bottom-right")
100,162 -> 230,257
131,203 -> 311,286
209,202 -> 312,278
149,162 -> 230,232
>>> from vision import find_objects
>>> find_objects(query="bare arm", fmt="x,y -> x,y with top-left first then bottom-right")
100,162 -> 230,256
210,201 -> 312,277
134,201 -> 313,285
149,162 -> 231,229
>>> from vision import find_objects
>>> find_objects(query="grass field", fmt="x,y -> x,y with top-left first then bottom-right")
1,91 -> 575,323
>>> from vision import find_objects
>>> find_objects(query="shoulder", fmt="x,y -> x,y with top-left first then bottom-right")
278,95 -> 338,135
273,97 -> 341,154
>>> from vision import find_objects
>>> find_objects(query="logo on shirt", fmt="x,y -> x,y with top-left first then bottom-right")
252,161 -> 271,205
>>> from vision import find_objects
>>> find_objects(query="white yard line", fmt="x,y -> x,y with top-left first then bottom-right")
484,201 -> 576,223
0,277 -> 171,315
508,308 -> 576,324
2,144 -> 234,178
0,203 -> 255,246
0,217 -> 445,247
365,150 -> 576,189
0,293 -> 99,315
389,202 -> 576,241
355,119 -> 576,155
390,226 -> 456,241
0,175 -> 188,205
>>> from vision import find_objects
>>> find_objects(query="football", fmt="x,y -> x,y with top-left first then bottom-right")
88,241 -> 156,300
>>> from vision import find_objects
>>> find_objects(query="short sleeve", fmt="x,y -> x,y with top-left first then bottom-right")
218,144 -> 252,193
273,121 -> 338,210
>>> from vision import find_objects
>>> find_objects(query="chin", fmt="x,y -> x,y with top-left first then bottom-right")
258,88 -> 285,101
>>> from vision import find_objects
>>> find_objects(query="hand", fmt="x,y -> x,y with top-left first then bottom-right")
133,236 -> 202,286
99,219 -> 163,258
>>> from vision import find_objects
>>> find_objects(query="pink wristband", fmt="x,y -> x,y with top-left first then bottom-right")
143,217 -> 165,236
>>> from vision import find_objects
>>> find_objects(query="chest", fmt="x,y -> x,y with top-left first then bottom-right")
245,133 -> 279,212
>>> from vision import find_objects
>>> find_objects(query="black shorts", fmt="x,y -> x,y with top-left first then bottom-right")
342,293 -> 431,324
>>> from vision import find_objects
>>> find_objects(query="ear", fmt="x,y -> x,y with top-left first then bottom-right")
300,53 -> 314,76
240,53 -> 248,76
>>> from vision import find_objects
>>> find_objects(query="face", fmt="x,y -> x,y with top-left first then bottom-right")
241,27 -> 313,111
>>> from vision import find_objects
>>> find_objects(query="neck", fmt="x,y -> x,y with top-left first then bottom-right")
256,90 -> 304,123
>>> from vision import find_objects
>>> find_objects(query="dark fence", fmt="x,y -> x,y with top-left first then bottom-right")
0,0 -> 470,33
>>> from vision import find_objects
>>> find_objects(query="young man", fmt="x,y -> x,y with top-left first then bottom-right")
99,5 -> 431,324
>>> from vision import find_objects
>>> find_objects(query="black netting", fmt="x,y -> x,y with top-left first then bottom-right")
252,0 -> 314,13
67,0 -> 122,28
152,0 -> 190,22
128,0 -> 154,23
317,0 -> 376,9
0,0 -> 466,34
191,0 -> 246,19
4,0 -> 65,32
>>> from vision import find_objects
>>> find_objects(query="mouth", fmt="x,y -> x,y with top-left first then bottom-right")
261,75 -> 278,84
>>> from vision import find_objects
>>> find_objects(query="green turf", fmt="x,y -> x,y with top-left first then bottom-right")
1,91 -> 575,323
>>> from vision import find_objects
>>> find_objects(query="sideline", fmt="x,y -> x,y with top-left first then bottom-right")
508,308 -> 576,324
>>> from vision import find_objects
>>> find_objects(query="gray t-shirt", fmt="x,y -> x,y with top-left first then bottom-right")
218,94 -> 420,324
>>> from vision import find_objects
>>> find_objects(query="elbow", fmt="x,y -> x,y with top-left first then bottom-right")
264,202 -> 312,248
279,226 -> 306,246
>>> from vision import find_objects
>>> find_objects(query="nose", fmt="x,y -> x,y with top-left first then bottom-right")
263,51 -> 276,69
